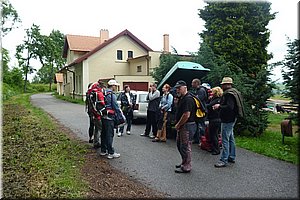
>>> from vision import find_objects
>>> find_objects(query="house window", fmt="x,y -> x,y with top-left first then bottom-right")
117,50 -> 123,60
137,65 -> 142,72
128,51 -> 133,58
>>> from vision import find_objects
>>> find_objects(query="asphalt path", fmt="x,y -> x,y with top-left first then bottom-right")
31,93 -> 299,199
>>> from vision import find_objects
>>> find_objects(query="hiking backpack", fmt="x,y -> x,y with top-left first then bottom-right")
87,87 -> 106,117
189,92 -> 207,119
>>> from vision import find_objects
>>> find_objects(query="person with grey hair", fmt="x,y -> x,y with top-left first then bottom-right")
174,80 -> 196,173
141,83 -> 160,138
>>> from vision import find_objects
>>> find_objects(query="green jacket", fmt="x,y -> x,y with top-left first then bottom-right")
223,88 -> 245,118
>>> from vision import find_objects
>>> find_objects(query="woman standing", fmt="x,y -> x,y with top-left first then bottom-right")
153,84 -> 173,142
118,85 -> 136,136
207,86 -> 223,155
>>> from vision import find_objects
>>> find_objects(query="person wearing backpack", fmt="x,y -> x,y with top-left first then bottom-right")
174,80 -> 197,173
118,85 -> 136,136
212,77 -> 244,167
190,78 -> 208,145
152,84 -> 173,143
86,82 -> 95,144
86,80 -> 106,149
100,79 -> 122,159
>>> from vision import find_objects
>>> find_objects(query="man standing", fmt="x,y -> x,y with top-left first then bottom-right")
100,79 -> 121,159
141,83 -> 160,138
213,77 -> 243,167
174,80 -> 196,173
190,78 -> 207,144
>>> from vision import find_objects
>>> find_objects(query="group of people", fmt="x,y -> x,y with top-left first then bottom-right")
86,76 -> 244,173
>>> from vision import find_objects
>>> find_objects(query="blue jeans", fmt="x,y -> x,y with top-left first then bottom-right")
220,119 -> 236,163
101,118 -> 115,154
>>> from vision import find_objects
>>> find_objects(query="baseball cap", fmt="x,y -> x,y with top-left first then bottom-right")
175,80 -> 187,88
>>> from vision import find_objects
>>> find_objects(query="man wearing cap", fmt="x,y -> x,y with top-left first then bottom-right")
212,77 -> 241,167
174,80 -> 197,173
100,79 -> 121,159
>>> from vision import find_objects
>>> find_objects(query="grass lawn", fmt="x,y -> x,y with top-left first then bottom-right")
236,112 -> 299,164
2,94 -> 89,198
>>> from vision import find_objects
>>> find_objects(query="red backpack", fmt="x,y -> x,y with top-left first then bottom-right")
86,84 -> 106,120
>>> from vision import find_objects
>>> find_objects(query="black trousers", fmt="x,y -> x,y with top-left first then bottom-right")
209,120 -> 221,153
144,110 -> 158,136
88,113 -> 94,138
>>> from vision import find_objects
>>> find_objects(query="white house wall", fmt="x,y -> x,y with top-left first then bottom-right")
87,35 -> 148,82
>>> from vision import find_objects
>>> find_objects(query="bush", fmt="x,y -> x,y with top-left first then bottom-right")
26,84 -> 57,93
2,83 -> 22,101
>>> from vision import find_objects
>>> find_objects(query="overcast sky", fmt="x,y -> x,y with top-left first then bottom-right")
2,0 -> 299,82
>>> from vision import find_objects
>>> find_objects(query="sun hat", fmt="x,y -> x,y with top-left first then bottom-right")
220,77 -> 233,85
107,79 -> 120,86
174,80 -> 187,88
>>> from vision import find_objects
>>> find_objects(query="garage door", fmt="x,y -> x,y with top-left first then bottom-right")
123,82 -> 148,91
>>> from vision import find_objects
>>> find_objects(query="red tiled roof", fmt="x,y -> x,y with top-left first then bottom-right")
64,29 -> 153,68
62,35 -> 101,58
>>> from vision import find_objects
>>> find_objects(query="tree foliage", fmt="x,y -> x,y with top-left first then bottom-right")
279,39 -> 299,103
198,2 -> 276,136
1,0 -> 21,37
15,24 -> 66,91
199,2 -> 276,77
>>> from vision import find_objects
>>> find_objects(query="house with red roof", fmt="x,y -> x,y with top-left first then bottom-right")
57,29 -> 170,99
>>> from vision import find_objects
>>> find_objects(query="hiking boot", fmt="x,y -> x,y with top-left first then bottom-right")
107,153 -> 120,159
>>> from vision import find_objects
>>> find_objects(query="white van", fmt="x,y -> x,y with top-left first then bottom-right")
117,90 -> 148,120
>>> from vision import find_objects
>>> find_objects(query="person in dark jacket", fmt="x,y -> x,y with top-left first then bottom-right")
213,77 -> 241,167
140,83 -> 160,138
206,86 -> 223,155
190,78 -> 207,144
118,85 -> 136,136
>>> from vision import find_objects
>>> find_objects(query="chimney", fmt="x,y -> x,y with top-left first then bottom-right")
163,34 -> 170,53
100,29 -> 109,44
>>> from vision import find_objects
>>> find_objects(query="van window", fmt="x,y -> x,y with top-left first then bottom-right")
139,94 -> 148,103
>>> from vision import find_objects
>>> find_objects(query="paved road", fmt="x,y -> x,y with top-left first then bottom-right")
31,93 -> 299,199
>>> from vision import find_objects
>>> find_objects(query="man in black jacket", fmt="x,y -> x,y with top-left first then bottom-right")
213,77 -> 241,167
141,83 -> 160,138
190,78 -> 207,144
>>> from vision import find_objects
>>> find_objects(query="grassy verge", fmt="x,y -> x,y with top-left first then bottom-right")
236,113 -> 299,164
53,92 -> 85,105
2,94 -> 89,198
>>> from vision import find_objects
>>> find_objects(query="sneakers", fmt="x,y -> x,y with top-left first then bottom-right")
140,133 -> 148,136
126,131 -> 131,135
117,132 -> 122,137
149,135 -> 155,139
99,152 -> 108,156
107,153 -> 120,159
214,161 -> 227,168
